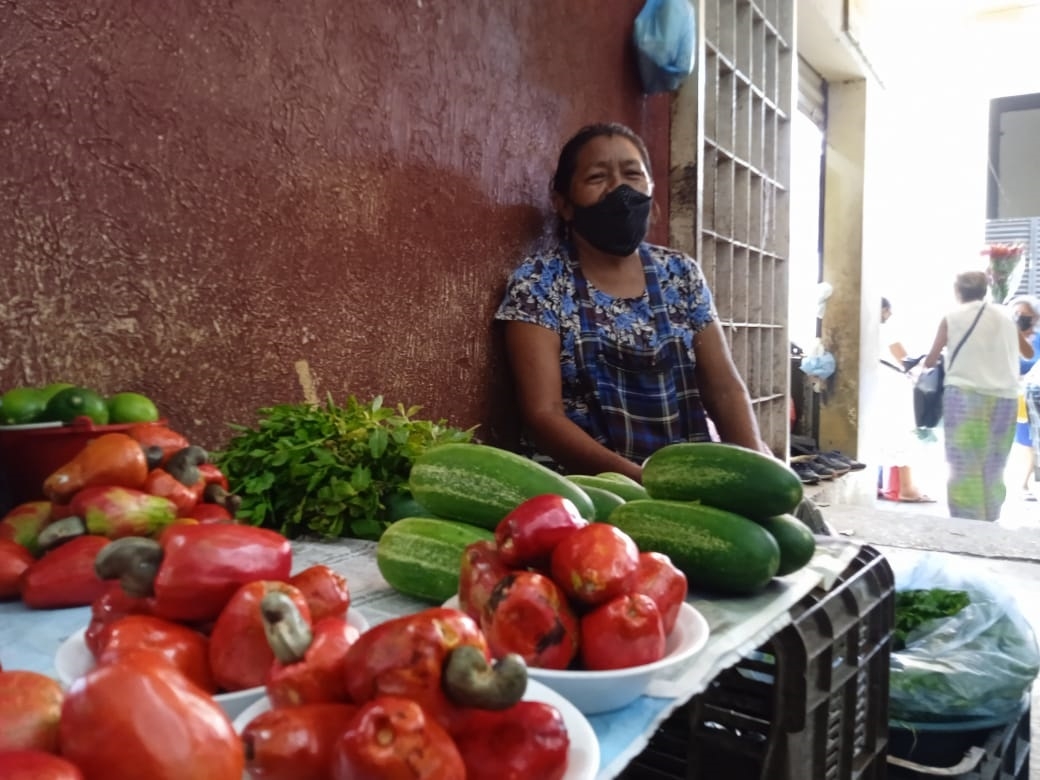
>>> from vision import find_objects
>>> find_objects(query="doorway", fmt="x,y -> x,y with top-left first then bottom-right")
788,109 -> 825,443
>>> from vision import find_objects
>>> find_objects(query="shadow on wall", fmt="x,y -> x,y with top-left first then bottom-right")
1,143 -> 545,449
179,160 -> 549,448
0,0 -> 660,448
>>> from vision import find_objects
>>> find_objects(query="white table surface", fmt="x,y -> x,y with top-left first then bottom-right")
0,535 -> 862,779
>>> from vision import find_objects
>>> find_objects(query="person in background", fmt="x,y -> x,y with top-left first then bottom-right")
877,298 -> 934,502
1024,357 -> 1040,504
1008,296 -> 1040,501
922,272 -> 1034,521
494,122 -> 768,483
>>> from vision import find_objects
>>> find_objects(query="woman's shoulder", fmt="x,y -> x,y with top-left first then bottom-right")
643,243 -> 707,287
508,243 -> 573,281
643,242 -> 698,267
981,301 -> 1018,327
948,300 -> 986,322
496,243 -> 576,325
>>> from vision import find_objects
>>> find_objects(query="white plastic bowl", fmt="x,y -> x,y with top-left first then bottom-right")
54,609 -> 370,720
232,678 -> 599,780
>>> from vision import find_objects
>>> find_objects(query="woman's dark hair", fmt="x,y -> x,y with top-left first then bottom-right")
881,297 -> 891,312
551,122 -> 653,197
955,271 -> 988,302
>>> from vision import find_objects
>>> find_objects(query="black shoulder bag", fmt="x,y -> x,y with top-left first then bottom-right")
913,303 -> 986,428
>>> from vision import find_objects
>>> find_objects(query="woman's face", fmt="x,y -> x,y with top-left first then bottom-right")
1013,302 -> 1037,321
559,135 -> 653,217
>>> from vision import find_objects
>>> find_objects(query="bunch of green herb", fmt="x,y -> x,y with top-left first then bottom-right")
893,588 -> 970,650
889,586 -> 1038,721
213,395 -> 475,540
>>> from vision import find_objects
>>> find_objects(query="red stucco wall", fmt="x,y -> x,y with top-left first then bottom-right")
0,1 -> 669,449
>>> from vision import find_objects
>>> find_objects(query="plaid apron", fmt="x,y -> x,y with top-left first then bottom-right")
572,246 -> 709,463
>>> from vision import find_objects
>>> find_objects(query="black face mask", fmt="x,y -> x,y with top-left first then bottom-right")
569,184 -> 652,257
1016,313 -> 1035,332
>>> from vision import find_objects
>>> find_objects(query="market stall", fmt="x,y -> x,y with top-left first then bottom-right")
1,534 -> 883,779
0,411 -> 910,779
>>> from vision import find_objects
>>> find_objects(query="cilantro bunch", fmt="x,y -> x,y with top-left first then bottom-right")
213,395 -> 475,540
893,588 -> 970,650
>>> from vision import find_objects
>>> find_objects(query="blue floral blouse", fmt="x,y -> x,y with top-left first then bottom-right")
494,242 -> 716,430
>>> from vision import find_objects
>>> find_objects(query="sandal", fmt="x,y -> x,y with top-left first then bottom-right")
898,495 -> 937,503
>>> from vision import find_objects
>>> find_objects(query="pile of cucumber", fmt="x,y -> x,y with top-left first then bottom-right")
376,441 -> 815,601
614,442 -> 812,594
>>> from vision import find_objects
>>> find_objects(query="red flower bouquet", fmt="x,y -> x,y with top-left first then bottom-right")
982,243 -> 1026,304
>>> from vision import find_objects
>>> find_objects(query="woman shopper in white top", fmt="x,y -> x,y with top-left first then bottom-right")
923,271 -> 1035,521
877,297 -> 934,502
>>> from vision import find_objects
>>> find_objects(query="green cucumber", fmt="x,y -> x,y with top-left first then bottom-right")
596,472 -> 646,488
383,490 -> 437,523
567,474 -> 650,502
608,499 -> 780,594
578,484 -> 627,521
642,442 -> 803,519
376,516 -> 494,603
408,443 -> 596,529
757,513 -> 816,576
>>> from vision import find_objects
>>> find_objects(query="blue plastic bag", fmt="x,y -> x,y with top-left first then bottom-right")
633,0 -> 697,94
800,351 -> 835,380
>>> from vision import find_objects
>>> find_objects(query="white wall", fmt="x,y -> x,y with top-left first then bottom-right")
862,4 -> 1040,351
795,0 -> 1040,459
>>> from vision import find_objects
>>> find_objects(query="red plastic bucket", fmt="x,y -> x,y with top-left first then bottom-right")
0,417 -> 168,513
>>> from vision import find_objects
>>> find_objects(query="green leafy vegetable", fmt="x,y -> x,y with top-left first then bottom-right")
889,585 -> 1038,722
893,588 -> 970,650
212,395 -> 475,540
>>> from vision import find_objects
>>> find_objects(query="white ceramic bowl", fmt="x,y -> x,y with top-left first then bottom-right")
54,609 -> 370,720
528,602 -> 710,714
445,596 -> 710,715
232,678 -> 599,780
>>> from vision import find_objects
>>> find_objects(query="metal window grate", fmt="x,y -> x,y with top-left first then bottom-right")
699,0 -> 795,452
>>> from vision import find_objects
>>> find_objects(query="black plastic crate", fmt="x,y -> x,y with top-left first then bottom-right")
619,544 -> 895,780
963,703 -> 1030,780
887,699 -> 1031,780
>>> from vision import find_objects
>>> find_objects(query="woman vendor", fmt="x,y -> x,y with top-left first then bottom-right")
495,122 -> 768,483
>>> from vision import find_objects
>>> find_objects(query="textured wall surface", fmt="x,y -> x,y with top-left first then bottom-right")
0,0 -> 669,448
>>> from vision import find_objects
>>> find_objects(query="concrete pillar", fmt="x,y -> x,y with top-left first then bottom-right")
817,79 -> 871,458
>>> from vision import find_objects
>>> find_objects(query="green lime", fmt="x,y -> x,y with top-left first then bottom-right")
0,387 -> 48,425
43,386 -> 110,425
107,392 -> 159,424
39,382 -> 76,403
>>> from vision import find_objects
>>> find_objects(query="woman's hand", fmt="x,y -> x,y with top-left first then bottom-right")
888,340 -> 909,363
1018,328 -> 1036,360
